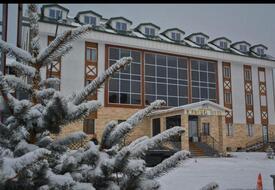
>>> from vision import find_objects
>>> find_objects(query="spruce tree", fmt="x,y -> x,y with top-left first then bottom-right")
0,4 -> 191,190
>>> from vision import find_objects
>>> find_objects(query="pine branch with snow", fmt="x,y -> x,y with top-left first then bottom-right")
0,4 -> 206,190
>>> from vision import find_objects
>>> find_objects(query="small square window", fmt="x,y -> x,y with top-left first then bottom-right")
116,22 -> 127,31
84,16 -> 96,25
257,48 -> 264,56
220,41 -> 228,49
49,9 -> 62,20
240,44 -> 247,52
196,36 -> 205,45
171,32 -> 181,41
145,27 -> 155,36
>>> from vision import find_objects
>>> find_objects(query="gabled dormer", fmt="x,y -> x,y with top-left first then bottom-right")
209,37 -> 232,50
74,10 -> 102,26
106,17 -> 132,32
134,23 -> 161,37
185,32 -> 209,46
161,28 -> 185,42
250,44 -> 268,57
41,4 -> 69,20
231,41 -> 251,53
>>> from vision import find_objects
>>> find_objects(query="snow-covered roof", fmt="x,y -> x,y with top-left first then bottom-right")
149,100 -> 231,117
34,4 -> 275,62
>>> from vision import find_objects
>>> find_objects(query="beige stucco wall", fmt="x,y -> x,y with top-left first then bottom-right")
58,107 -> 274,153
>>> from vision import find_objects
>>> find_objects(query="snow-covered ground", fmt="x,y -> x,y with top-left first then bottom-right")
158,152 -> 275,190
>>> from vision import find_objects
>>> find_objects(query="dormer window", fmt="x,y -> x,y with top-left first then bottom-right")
49,9 -> 62,20
84,16 -> 96,25
240,44 -> 247,52
145,27 -> 155,36
171,32 -> 181,41
196,36 -> 205,45
116,22 -> 127,31
220,41 -> 228,49
257,48 -> 264,56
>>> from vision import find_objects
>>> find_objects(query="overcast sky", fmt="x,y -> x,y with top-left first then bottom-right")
1,4 -> 275,56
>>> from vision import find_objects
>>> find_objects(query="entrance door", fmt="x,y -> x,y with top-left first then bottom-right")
166,115 -> 181,150
188,116 -> 198,142
262,125 -> 268,143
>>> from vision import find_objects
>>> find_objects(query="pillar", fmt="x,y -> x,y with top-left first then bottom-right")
181,114 -> 189,151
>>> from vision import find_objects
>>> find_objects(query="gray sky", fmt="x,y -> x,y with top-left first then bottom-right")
2,4 -> 275,56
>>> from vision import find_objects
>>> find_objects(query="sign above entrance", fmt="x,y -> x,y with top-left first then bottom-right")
149,100 -> 231,117
183,108 -> 225,116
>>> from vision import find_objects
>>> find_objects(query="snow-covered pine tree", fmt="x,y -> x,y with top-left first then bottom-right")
0,4 -> 190,190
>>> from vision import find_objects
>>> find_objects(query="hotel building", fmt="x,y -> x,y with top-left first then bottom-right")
20,4 -> 275,154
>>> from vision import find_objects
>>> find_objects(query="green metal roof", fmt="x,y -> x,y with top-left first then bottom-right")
106,17 -> 133,25
37,18 -> 275,62
209,37 -> 232,44
134,22 -> 161,30
185,32 -> 210,40
41,4 -> 69,17
250,44 -> 268,50
231,41 -> 251,47
75,10 -> 102,19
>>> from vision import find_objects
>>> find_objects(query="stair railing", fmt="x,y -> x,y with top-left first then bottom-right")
200,133 -> 219,152
245,132 -> 275,151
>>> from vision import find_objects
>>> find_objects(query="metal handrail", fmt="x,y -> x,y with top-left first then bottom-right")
200,133 -> 219,152
245,132 -> 275,149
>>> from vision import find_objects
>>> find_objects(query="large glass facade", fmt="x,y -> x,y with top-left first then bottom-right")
107,46 -> 218,107
108,47 -> 142,105
144,52 -> 188,107
190,59 -> 217,103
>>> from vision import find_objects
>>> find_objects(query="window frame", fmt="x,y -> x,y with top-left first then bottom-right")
196,36 -> 205,45
84,15 -> 96,25
145,27 -> 155,36
240,44 -> 247,52
226,123 -> 234,136
171,32 -> 181,41
104,44 -> 219,108
49,8 -> 62,20
116,22 -> 127,31
83,118 -> 95,134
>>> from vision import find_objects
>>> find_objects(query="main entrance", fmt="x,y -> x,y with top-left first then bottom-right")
188,115 -> 198,142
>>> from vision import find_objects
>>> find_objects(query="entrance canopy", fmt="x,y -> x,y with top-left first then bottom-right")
149,100 -> 231,117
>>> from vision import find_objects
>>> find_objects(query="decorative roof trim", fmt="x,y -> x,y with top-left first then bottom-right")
75,10 -> 102,19
161,28 -> 185,35
106,16 -> 133,25
185,32 -> 210,40
41,4 -> 69,15
250,44 -> 268,50
37,18 -> 275,62
209,37 -> 232,44
231,41 -> 251,47
134,22 -> 161,30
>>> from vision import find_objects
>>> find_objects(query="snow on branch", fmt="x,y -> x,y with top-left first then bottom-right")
6,61 -> 36,78
39,78 -> 60,88
36,30 -> 72,65
54,132 -> 87,146
106,100 -> 165,148
0,39 -> 33,63
100,121 -> 117,150
0,148 -> 50,181
65,101 -> 101,123
130,126 -> 184,158
5,75 -> 33,94
71,57 -> 132,105
37,25 -> 92,66
40,92 -> 68,133
145,150 -> 190,179
35,88 -> 56,102
28,4 -> 40,57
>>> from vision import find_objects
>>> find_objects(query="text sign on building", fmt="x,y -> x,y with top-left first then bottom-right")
183,108 -> 225,116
